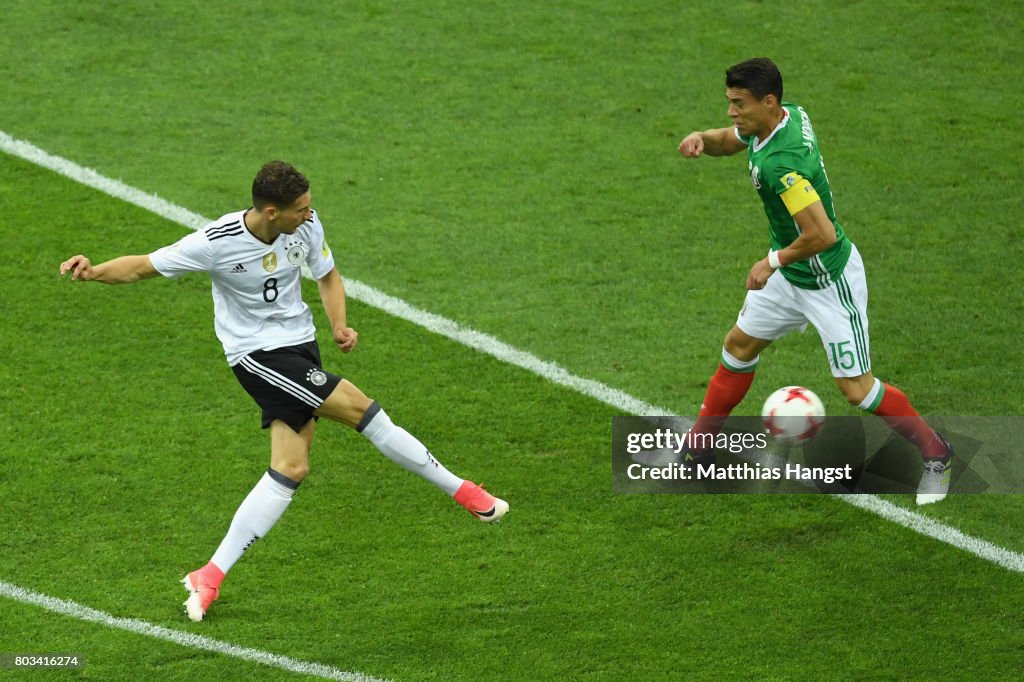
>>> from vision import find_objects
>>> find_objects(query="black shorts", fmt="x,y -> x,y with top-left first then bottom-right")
231,341 -> 342,432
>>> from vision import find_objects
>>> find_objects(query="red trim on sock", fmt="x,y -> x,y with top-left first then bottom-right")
873,383 -> 946,458
202,561 -> 226,587
689,364 -> 755,450
454,480 -> 477,504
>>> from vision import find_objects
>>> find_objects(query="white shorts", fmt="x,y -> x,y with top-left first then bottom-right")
736,244 -> 871,378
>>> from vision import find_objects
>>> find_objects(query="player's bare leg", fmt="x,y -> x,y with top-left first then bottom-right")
270,418 -> 316,482
723,325 -> 773,362
313,379 -> 373,428
183,419 -> 310,621
834,372 -> 876,406
840,371 -> 953,504
315,380 -> 508,521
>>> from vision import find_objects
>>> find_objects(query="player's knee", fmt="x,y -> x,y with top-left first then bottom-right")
347,384 -> 374,413
340,383 -> 373,425
723,327 -> 764,363
314,381 -> 373,427
277,460 -> 309,482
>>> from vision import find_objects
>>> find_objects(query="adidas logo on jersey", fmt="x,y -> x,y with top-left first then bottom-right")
230,263 -> 247,273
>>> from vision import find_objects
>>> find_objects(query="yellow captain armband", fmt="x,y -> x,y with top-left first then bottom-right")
779,172 -> 820,215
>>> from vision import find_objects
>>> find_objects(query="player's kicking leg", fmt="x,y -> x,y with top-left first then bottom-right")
315,379 -> 509,522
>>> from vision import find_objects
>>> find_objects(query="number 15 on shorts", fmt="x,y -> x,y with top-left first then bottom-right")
828,341 -> 856,371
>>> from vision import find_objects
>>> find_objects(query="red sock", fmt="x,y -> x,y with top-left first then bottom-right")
873,383 -> 946,459
689,364 -> 755,451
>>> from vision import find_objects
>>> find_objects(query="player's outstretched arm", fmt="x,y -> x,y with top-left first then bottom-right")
316,267 -> 358,353
59,254 -> 160,284
678,127 -> 746,158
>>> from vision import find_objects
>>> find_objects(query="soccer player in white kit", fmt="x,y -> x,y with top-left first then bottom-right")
676,58 -> 952,504
60,161 -> 509,622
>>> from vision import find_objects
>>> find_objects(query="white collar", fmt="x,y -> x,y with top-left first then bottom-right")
752,108 -> 790,152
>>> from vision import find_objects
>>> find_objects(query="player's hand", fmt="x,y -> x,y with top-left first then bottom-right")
333,326 -> 358,353
746,258 -> 776,290
60,255 -> 94,281
678,133 -> 704,158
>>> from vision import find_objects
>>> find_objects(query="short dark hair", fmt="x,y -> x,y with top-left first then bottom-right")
252,161 -> 309,209
725,58 -> 783,101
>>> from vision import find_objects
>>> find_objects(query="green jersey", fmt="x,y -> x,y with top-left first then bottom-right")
738,102 -> 852,290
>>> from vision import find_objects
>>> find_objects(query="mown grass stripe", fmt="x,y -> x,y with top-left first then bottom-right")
3,130 -> 1022,591
0,130 -> 669,418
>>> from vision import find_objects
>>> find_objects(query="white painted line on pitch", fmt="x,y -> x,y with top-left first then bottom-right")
343,280 -> 669,415
838,495 -> 1024,572
0,132 -> 209,232
0,581 -> 392,682
3,128 -> 1022,575
745,449 -> 1024,573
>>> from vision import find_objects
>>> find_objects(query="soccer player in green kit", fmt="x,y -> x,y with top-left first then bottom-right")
677,58 -> 952,504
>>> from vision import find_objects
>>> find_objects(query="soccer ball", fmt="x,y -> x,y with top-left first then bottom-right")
761,386 -> 826,445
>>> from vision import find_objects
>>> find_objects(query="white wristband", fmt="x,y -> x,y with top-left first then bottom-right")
768,250 -> 783,269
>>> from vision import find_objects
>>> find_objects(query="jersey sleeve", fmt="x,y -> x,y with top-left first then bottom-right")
304,212 -> 335,280
149,230 -> 214,278
734,127 -> 751,145
764,155 -> 821,216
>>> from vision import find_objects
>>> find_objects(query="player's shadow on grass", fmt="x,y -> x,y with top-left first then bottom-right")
803,417 -> 987,495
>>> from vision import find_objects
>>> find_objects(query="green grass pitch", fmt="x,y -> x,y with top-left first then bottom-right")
2,1 -> 1023,680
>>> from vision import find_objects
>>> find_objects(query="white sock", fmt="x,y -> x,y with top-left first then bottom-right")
721,347 -> 759,372
357,402 -> 464,495
856,378 -> 883,411
210,469 -> 298,575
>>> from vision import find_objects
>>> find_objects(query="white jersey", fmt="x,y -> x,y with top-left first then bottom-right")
149,209 -> 336,365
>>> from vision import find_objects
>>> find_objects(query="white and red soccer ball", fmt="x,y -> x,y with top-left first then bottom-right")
761,386 -> 826,445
